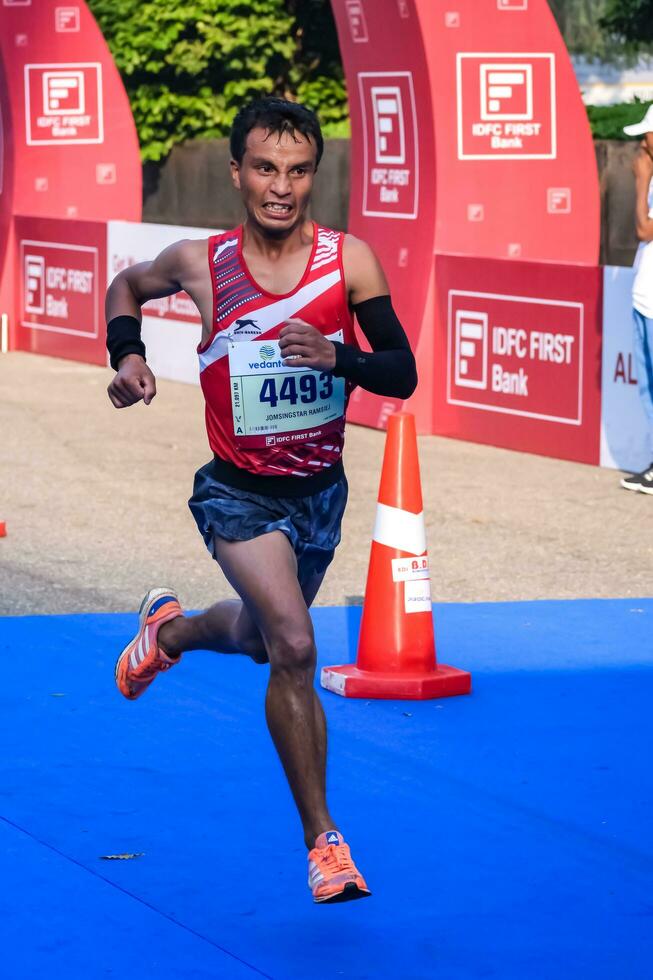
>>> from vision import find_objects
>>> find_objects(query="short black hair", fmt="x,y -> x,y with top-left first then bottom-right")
230,97 -> 324,167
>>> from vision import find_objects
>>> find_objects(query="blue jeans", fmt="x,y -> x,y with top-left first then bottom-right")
633,308 -> 653,457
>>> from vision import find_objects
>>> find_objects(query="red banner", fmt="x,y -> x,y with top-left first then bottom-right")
14,215 -> 107,365
447,291 -> 583,423
434,253 -> 603,464
0,0 -> 141,335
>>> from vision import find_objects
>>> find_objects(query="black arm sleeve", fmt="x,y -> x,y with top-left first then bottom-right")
106,315 -> 147,371
331,295 -> 417,399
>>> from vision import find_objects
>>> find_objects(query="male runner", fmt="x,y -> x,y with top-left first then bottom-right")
106,97 -> 417,904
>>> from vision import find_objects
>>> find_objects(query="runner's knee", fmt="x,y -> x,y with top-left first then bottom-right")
267,630 -> 316,673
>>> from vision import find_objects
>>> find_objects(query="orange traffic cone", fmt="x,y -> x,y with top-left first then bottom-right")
321,412 -> 471,699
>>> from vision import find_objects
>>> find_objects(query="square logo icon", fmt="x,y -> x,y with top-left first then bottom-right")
24,255 -> 45,314
96,162 -> 116,184
359,71 -> 418,219
480,63 -> 532,120
467,203 -> 484,222
24,62 -> 103,145
454,310 -> 488,389
43,70 -> 85,115
547,187 -> 571,213
445,11 -> 460,27
457,53 -> 556,160
55,6 -> 80,32
345,0 -> 368,42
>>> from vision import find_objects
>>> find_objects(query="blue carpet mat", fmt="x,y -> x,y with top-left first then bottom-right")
1,599 -> 652,979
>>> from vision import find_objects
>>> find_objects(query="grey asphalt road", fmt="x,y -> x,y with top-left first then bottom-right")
1,352 -> 650,615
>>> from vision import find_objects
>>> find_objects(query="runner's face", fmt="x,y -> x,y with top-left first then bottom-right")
232,127 -> 317,233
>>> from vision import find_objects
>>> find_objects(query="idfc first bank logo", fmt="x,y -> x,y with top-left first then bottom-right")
21,240 -> 98,338
358,72 -> 418,219
24,63 -> 103,145
456,53 -> 556,159
447,290 -> 584,425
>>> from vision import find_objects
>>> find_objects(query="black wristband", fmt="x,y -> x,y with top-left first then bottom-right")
106,315 -> 146,371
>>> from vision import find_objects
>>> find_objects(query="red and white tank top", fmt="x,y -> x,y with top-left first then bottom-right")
198,223 -> 357,481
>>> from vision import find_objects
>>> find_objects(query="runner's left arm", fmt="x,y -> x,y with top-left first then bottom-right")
334,235 -> 417,398
278,237 -> 417,399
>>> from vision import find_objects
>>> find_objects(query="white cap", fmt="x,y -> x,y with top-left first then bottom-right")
623,104 -> 653,136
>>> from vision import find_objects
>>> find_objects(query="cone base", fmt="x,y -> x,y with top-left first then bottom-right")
320,663 -> 471,700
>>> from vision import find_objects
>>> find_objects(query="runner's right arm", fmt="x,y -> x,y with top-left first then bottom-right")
105,241 -> 193,409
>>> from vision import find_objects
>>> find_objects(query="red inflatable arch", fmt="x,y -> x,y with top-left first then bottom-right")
0,0 -> 141,361
332,0 -> 602,463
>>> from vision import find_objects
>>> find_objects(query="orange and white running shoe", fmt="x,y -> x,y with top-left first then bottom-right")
115,588 -> 183,701
308,831 -> 371,904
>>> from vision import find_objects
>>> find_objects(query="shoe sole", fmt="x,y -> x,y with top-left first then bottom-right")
314,882 -> 372,904
114,588 -> 178,695
620,481 -> 653,493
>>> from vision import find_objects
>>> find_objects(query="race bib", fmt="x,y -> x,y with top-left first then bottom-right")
228,331 -> 346,448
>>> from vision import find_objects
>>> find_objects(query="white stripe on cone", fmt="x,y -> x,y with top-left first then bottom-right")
372,502 -> 426,556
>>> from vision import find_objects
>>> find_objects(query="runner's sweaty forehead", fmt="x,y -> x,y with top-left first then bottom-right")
242,126 -> 318,168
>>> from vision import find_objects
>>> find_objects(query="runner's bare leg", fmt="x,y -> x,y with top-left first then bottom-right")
207,531 -> 336,848
158,597 -> 269,661
158,557 -> 325,664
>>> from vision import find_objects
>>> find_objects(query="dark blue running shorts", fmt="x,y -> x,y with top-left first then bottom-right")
188,461 -> 348,586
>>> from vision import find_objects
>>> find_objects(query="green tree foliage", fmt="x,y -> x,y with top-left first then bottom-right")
548,0 -> 612,58
88,0 -> 349,161
600,0 -> 653,50
288,0 -> 349,134
549,0 -> 653,59
587,98 -> 653,138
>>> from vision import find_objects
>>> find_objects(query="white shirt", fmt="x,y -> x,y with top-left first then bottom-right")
633,176 -> 653,318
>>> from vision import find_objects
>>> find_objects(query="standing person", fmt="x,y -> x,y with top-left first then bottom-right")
105,97 -> 417,903
621,105 -> 653,494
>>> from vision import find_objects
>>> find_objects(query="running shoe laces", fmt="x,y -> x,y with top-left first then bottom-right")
315,843 -> 356,876
311,843 -> 356,875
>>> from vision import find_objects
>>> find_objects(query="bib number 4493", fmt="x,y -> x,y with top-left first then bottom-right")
259,372 -> 334,409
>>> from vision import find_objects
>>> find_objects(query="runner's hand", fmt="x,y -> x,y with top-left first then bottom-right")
107,354 -> 157,408
279,319 -> 337,371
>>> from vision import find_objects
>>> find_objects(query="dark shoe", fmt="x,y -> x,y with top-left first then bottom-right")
620,464 -> 653,493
